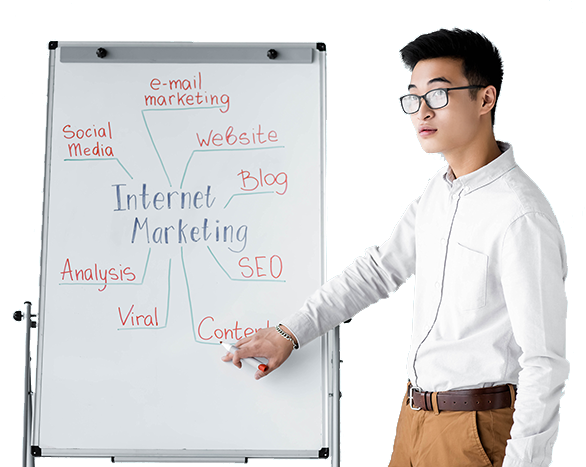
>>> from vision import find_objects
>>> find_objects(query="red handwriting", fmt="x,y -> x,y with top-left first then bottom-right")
144,92 -> 230,112
62,122 -> 114,157
118,304 -> 159,328
196,124 -> 277,148
197,315 -> 270,341
145,74 -> 230,112
66,141 -> 114,157
63,122 -> 113,140
60,258 -> 136,291
149,74 -> 202,91
237,168 -> 288,195
238,255 -> 283,279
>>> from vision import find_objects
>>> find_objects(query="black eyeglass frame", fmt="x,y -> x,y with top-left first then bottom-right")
399,85 -> 485,114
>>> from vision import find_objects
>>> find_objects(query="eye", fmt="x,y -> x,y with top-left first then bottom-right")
426,89 -> 447,108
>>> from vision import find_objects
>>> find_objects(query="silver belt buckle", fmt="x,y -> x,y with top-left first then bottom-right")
409,385 -> 422,411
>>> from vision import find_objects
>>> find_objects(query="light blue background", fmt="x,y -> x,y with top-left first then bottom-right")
2,1 -> 582,466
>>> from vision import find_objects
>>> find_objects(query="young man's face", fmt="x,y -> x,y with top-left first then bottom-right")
407,57 -> 484,156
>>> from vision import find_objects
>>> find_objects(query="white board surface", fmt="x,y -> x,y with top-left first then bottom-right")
33,42 -> 328,460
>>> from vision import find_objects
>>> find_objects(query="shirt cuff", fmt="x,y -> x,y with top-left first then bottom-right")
279,312 -> 317,349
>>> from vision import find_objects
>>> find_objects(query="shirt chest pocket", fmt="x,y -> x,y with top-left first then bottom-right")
443,242 -> 489,312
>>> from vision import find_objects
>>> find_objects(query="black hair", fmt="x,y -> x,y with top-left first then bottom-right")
400,29 -> 503,125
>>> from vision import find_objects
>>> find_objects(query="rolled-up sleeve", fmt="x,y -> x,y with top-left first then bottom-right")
281,198 -> 419,348
501,212 -> 569,467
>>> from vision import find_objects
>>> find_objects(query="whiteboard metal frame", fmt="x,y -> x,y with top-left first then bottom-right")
31,41 -> 339,466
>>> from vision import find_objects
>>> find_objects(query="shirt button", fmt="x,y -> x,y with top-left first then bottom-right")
435,282 -> 441,289
440,238 -> 447,246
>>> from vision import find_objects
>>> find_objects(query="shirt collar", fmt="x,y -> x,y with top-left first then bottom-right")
443,141 -> 517,194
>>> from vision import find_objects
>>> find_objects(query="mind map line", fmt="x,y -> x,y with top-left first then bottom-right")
117,257 -> 172,331
141,106 -> 227,188
206,246 -> 286,283
141,110 -> 172,187
63,158 -> 133,179
193,146 -> 286,153
223,191 -> 274,209
181,246 -> 219,346
180,146 -> 285,189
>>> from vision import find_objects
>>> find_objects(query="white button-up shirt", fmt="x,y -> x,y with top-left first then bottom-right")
282,142 -> 569,467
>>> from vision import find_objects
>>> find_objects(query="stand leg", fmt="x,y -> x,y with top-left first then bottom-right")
15,302 -> 36,467
25,389 -> 34,467
331,326 -> 341,467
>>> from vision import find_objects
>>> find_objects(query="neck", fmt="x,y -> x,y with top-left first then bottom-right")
444,134 -> 502,179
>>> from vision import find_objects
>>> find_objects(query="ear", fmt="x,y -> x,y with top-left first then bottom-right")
479,85 -> 497,117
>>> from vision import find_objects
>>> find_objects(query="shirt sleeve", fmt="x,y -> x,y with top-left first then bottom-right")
281,198 -> 418,348
501,212 -> 569,467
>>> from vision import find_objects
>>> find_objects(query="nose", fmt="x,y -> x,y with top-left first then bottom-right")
417,99 -> 434,120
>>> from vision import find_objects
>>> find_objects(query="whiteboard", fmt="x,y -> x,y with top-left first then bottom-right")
33,42 -> 330,461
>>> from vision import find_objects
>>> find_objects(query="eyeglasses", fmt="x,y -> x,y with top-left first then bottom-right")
399,86 -> 484,114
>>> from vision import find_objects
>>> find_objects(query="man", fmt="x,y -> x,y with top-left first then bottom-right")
222,29 -> 568,467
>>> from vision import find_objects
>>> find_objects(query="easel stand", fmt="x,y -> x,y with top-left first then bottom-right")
30,41 -> 334,465
14,301 -> 36,467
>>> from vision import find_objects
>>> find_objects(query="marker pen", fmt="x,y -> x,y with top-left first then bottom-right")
220,342 -> 268,372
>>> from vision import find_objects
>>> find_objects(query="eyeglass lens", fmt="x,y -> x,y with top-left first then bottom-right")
402,89 -> 448,114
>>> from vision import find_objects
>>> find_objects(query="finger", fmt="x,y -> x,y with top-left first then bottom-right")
233,345 -> 258,360
254,357 -> 283,380
221,352 -> 242,369
231,358 -> 242,369
231,350 -> 244,369
221,353 -> 233,362
234,335 -> 254,348
263,358 -> 282,375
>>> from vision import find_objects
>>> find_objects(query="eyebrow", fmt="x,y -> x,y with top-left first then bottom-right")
408,76 -> 452,91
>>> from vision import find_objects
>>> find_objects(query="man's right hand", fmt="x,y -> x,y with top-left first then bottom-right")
221,326 -> 297,380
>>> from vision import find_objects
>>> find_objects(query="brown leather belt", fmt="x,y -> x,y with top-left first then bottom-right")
409,383 -> 516,412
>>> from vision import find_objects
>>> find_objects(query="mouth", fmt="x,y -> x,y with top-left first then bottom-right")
419,128 -> 437,137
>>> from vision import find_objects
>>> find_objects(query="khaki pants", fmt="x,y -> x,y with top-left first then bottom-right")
389,385 -> 514,467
